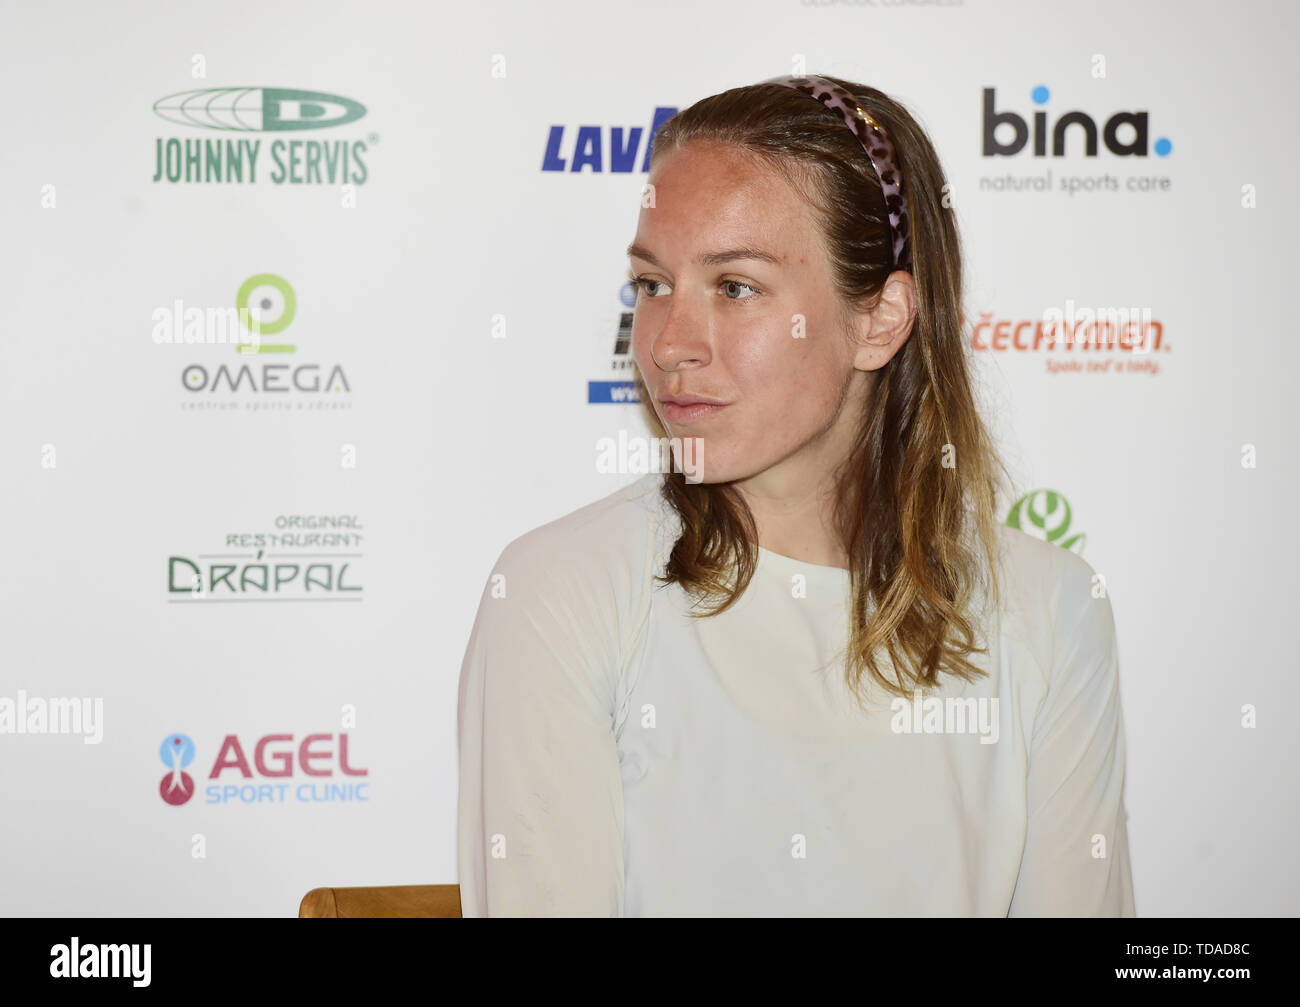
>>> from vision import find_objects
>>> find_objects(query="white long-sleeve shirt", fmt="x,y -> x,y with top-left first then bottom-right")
456,473 -> 1134,916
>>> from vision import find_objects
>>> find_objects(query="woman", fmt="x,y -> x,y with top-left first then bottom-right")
457,74 -> 1134,916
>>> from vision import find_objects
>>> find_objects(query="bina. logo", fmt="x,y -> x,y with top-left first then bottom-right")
984,85 -> 1172,158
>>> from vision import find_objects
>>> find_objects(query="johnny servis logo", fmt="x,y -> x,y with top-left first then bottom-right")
158,730 -> 369,806
152,87 -> 374,185
155,272 -> 353,411
1006,489 -> 1086,554
980,84 -> 1174,196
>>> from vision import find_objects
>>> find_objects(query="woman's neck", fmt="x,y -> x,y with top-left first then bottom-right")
733,467 -> 849,569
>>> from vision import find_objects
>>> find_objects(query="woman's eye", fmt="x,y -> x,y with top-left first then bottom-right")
628,275 -> 757,301
722,280 -> 757,301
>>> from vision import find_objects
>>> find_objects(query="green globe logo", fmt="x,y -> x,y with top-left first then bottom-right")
153,88 -> 366,132
1006,489 -> 1086,554
236,273 -> 296,354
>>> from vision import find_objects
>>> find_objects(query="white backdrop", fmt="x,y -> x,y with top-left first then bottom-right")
1,0 -> 1296,916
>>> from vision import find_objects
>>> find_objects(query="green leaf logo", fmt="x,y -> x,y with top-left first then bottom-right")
1006,489 -> 1086,554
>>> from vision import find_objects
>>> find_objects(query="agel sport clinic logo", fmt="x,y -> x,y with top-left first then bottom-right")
158,731 -> 370,805
152,87 -> 372,185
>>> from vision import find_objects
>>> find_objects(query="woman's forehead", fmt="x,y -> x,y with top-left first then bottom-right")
637,159 -> 818,264
649,141 -> 794,196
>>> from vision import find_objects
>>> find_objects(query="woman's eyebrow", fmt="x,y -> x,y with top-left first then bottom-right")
626,243 -> 784,267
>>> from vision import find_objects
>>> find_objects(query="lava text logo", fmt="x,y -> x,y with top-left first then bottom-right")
542,106 -> 678,172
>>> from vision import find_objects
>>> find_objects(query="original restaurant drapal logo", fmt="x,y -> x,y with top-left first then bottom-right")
158,273 -> 353,410
168,514 -> 364,601
152,87 -> 373,185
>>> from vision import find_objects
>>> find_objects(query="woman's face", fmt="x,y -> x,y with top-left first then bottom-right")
629,141 -> 908,488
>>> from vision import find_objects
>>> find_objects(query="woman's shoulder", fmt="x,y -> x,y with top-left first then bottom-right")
993,521 -> 1106,608
489,473 -> 670,602
459,476 -> 671,741
989,522 -> 1116,683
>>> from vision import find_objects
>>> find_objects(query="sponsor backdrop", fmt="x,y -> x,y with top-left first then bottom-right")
1,0 -> 1295,916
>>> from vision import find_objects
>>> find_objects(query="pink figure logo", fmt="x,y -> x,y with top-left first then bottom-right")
159,733 -> 196,806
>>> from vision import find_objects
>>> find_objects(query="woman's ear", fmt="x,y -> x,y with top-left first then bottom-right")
851,270 -> 917,372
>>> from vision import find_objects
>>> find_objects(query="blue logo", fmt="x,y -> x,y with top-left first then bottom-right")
542,106 -> 678,172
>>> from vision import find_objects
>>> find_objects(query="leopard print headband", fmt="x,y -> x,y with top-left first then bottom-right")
761,74 -> 913,273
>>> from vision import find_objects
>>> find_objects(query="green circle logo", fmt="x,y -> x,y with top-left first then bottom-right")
236,273 -> 296,336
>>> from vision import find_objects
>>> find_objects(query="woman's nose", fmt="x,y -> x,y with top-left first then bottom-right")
647,296 -> 711,371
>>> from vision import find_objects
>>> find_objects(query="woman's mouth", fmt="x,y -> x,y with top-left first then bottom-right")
660,399 -> 730,423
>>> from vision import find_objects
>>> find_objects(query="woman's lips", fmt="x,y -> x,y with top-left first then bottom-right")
660,401 -> 730,423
